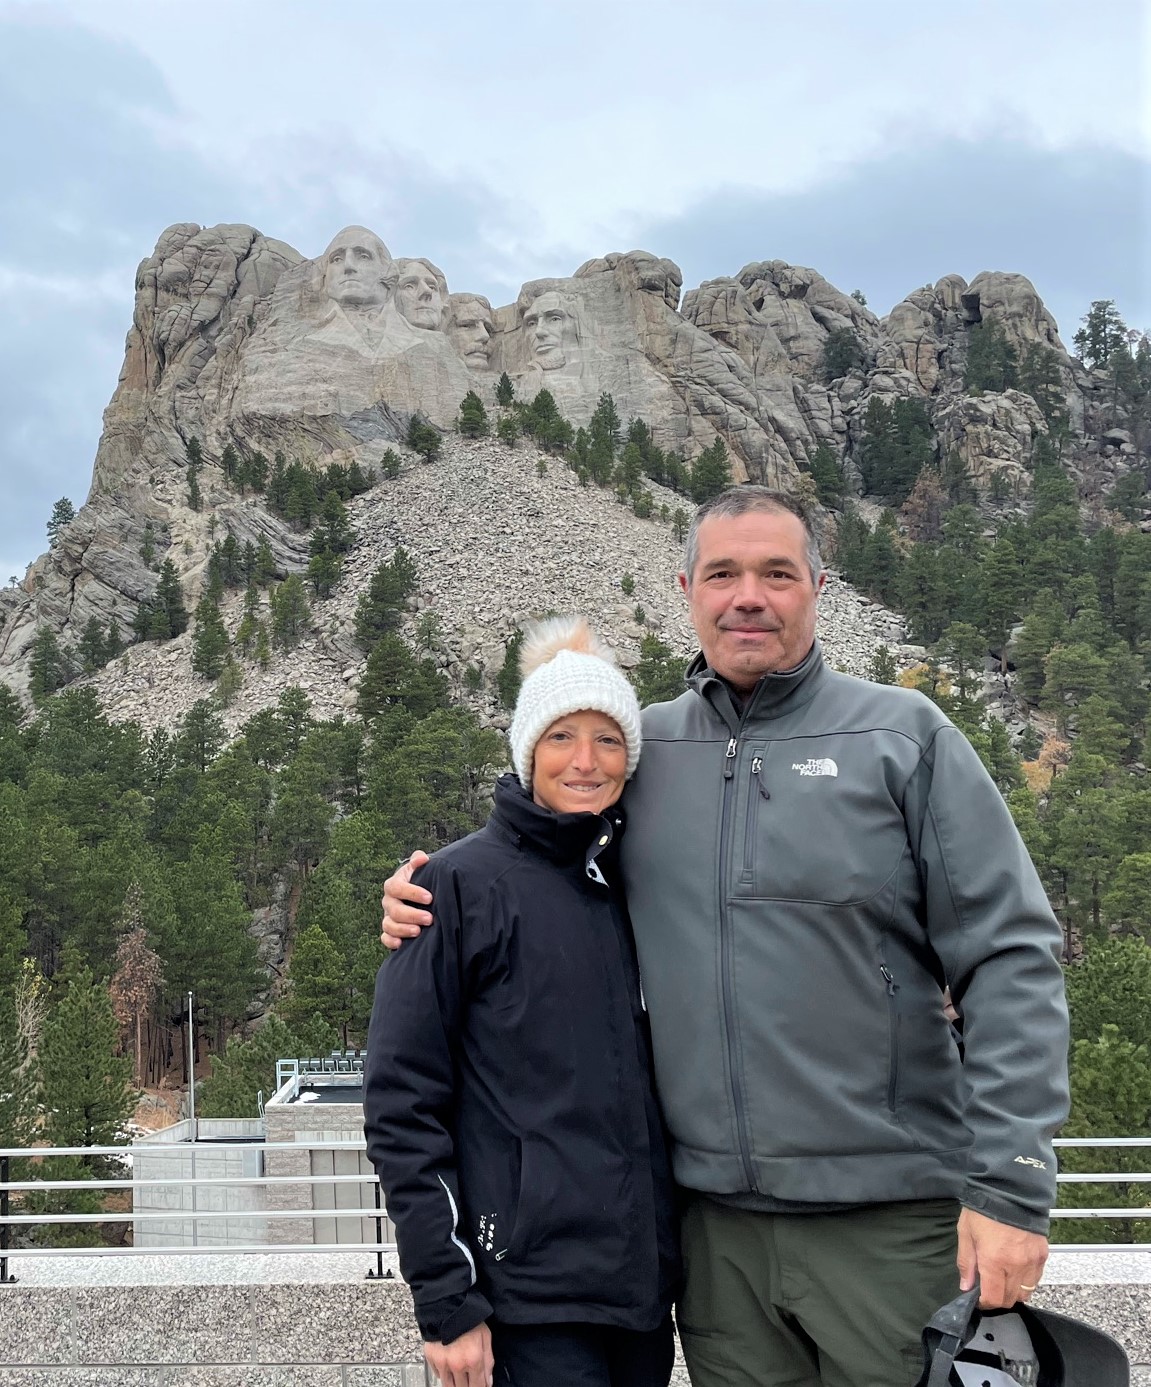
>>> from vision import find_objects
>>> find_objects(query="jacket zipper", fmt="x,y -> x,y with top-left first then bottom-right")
881,965 -> 900,1112
718,735 -> 758,1192
741,754 -> 769,883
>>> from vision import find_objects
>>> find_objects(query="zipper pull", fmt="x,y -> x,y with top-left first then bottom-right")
880,965 -> 897,996
751,756 -> 770,800
723,737 -> 737,779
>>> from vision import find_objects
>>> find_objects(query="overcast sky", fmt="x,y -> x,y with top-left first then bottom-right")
1,0 -> 1147,582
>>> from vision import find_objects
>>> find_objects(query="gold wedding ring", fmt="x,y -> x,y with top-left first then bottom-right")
1019,1283 -> 1037,1292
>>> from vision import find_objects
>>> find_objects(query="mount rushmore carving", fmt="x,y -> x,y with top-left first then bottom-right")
0,215 -> 1087,700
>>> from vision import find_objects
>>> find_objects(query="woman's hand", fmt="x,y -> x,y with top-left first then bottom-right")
424,1322 -> 494,1387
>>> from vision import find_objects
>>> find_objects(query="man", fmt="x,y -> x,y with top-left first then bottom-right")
383,486 -> 1070,1386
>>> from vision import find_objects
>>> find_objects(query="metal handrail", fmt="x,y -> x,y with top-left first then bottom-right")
2,1138 -> 1150,1281
0,1140 -> 366,1158
0,1138 -> 390,1283
1,1174 -> 378,1192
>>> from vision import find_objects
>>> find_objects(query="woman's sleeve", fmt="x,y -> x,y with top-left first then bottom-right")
363,862 -> 493,1343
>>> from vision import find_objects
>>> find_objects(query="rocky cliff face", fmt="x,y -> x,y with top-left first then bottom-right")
0,219 -> 1109,703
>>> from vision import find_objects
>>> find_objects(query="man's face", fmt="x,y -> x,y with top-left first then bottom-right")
396,263 -> 444,330
324,231 -> 388,308
679,510 -> 824,691
449,299 -> 493,365
523,292 -> 576,369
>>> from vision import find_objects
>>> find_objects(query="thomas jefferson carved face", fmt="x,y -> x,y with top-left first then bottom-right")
395,259 -> 446,331
523,291 -> 578,370
322,227 -> 392,310
447,294 -> 494,366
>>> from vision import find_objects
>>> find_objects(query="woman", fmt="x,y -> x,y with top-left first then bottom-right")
364,617 -> 680,1387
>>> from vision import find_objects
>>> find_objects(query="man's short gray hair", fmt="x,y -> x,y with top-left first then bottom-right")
683,485 -> 823,587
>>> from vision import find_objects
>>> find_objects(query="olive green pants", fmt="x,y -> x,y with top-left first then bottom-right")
677,1196 -> 961,1387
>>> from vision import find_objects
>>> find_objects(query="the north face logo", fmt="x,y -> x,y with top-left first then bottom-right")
791,757 -> 838,777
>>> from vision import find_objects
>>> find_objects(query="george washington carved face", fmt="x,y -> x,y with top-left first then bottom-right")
322,226 -> 393,310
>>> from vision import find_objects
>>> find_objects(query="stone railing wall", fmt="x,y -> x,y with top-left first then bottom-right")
1,1257 -> 1149,1385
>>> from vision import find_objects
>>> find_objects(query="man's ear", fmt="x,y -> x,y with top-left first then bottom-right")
678,571 -> 689,595
817,570 -> 827,595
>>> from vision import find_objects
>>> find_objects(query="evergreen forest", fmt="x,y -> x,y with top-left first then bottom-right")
3,299 -> 1151,1246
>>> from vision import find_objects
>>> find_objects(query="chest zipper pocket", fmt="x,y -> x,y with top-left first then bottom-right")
882,965 -> 900,1112
741,754 -> 770,884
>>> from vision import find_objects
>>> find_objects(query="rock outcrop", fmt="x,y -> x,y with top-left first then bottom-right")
0,219 -> 1107,706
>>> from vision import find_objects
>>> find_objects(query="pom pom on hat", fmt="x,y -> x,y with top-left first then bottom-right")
509,617 -> 642,793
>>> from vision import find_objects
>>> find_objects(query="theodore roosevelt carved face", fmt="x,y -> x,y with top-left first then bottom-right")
447,294 -> 494,366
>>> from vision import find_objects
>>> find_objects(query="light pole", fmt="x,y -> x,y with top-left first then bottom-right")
186,991 -> 196,1130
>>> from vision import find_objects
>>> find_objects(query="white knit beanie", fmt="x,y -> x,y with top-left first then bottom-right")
509,617 -> 642,793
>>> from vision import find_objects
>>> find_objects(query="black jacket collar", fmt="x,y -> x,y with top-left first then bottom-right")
490,774 -> 625,875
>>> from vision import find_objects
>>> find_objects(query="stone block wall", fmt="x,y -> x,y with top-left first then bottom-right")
0,1266 -> 1146,1384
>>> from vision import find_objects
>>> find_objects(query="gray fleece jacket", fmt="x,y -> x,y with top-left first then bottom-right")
620,643 -> 1069,1233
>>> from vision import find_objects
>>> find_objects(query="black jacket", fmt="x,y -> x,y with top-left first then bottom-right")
364,775 -> 680,1344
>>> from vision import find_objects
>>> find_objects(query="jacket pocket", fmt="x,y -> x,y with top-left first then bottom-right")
740,746 -> 768,885
508,1139 -> 550,1259
882,964 -> 900,1113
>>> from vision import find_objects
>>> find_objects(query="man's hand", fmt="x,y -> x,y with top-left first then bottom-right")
380,850 -> 433,950
424,1322 -> 494,1387
957,1207 -> 1048,1309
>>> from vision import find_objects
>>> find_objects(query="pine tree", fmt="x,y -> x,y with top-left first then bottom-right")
279,924 -> 349,1032
28,626 -> 69,703
808,443 -> 846,506
1017,344 -> 1067,427
191,594 -> 229,679
690,438 -> 732,504
868,645 -> 898,685
220,443 -> 240,485
1073,299 -> 1128,371
632,634 -> 685,706
40,962 -> 135,1149
407,414 -> 442,461
46,497 -> 76,546
458,390 -> 490,438
357,636 -> 448,722
185,438 -> 203,512
497,628 -> 525,710
104,616 -> 124,661
198,1014 -> 339,1119
964,318 -> 1018,393
354,548 -> 418,652
978,537 -> 1025,670
108,885 -> 164,1088
495,372 -> 515,408
153,559 -> 189,638
175,699 -> 227,773
270,575 -> 311,651
934,621 -> 986,702
820,328 -> 865,383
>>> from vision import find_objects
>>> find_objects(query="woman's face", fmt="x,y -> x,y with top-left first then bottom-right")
531,710 -> 628,816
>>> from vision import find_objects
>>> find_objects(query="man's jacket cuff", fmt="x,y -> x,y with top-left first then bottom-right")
962,1186 -> 1051,1236
415,1289 -> 494,1344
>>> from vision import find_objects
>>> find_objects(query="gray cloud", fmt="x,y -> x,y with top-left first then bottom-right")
3,14 -> 1147,586
0,17 -> 544,581
634,136 -> 1150,340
